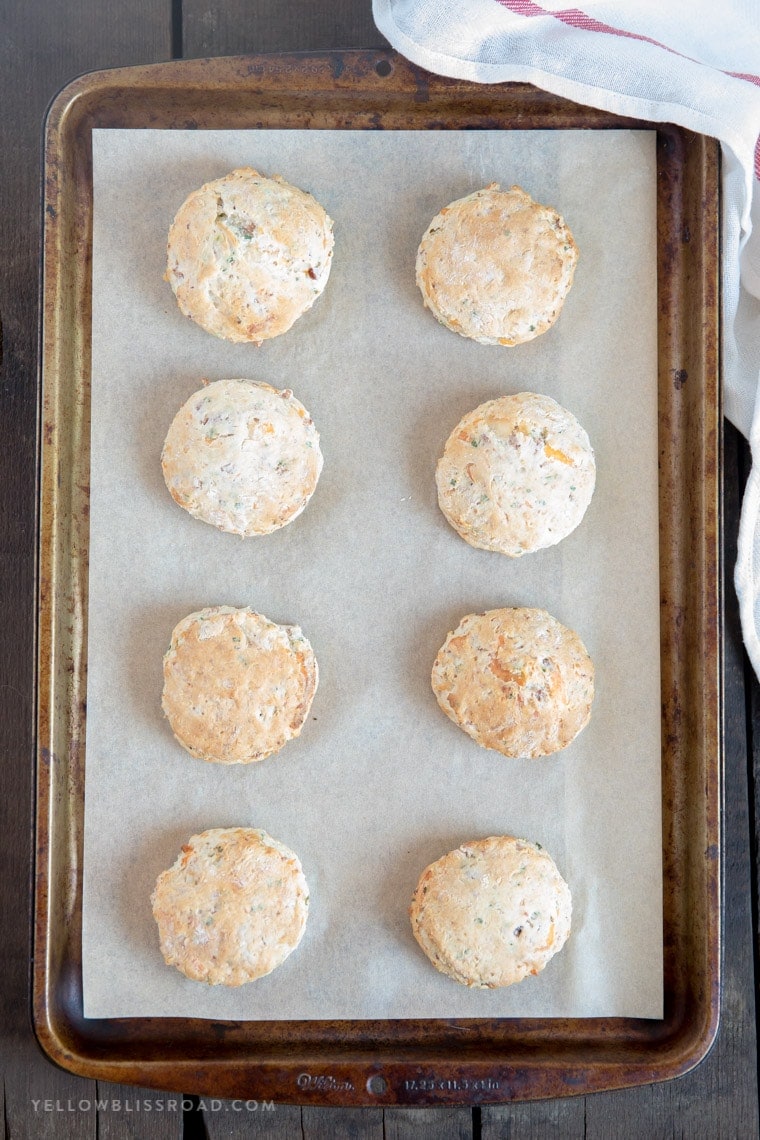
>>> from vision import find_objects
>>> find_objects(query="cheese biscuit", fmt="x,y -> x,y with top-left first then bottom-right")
431,607 -> 594,758
410,836 -> 571,988
165,167 -> 334,344
416,184 -> 577,345
161,379 -> 323,536
152,827 -> 309,986
435,393 -> 595,556
162,606 -> 318,764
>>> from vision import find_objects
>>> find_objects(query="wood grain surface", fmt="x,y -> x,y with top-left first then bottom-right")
2,1 -> 757,1137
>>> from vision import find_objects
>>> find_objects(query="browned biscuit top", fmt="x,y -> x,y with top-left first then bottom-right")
161,379 -> 323,537
416,184 -> 578,345
162,606 -> 318,764
431,607 -> 594,758
165,167 -> 334,344
410,835 -> 572,988
151,827 -> 309,986
435,392 -> 596,556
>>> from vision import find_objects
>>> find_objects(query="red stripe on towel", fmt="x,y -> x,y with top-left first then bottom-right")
498,0 -> 760,176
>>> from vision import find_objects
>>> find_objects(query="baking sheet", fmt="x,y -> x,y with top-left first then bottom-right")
83,128 -> 661,1020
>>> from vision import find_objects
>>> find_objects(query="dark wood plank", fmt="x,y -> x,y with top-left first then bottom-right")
302,1107 -> 384,1139
94,1083 -> 183,1139
0,0 -> 171,1136
182,0 -> 387,58
481,1097 -> 585,1138
582,424 -> 760,1138
205,1102 -> 303,1137
712,416 -> 759,1133
4,1046 -> 95,1139
384,1106 -> 473,1138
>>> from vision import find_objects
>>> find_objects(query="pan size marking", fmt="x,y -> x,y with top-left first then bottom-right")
404,1077 -> 501,1092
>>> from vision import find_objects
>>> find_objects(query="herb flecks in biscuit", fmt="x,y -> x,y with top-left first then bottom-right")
416,184 -> 578,345
436,393 -> 595,556
165,167 -> 334,344
162,606 -> 318,764
410,836 -> 571,988
162,379 -> 323,537
152,827 -> 309,986
431,607 -> 594,758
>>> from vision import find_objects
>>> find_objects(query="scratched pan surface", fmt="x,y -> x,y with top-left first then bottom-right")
35,51 -> 720,1106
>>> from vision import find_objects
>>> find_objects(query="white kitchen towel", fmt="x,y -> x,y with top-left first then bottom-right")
373,0 -> 760,677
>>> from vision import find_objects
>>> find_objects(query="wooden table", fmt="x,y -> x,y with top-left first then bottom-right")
2,3 -> 758,1137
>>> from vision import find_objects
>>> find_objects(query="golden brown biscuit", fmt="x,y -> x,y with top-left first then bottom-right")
431,607 -> 594,758
416,184 -> 578,345
165,167 -> 334,344
435,393 -> 595,556
162,606 -> 318,764
410,835 -> 571,988
152,827 -> 309,986
161,379 -> 323,537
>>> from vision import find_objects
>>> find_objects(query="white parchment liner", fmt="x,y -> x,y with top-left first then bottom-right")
83,128 -> 662,1019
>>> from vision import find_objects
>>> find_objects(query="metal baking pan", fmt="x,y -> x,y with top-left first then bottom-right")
35,50 -> 721,1106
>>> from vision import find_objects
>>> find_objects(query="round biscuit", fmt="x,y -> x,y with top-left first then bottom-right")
416,184 -> 578,345
162,606 -> 318,764
431,607 -> 594,758
165,167 -> 334,344
435,392 -> 595,556
410,835 -> 571,988
161,379 -> 323,536
151,827 -> 309,986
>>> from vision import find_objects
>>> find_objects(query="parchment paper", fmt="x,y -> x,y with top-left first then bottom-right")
84,128 -> 662,1019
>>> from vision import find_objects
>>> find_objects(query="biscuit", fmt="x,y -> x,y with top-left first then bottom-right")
165,167 -> 334,344
161,379 -> 323,536
435,393 -> 595,556
162,606 -> 318,764
410,835 -> 571,988
431,607 -> 594,758
151,827 -> 309,986
416,184 -> 578,345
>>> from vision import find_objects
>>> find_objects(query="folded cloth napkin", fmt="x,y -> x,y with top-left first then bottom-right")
374,0 -> 760,675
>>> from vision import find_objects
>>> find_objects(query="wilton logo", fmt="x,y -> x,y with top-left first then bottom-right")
297,1073 -> 355,1092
